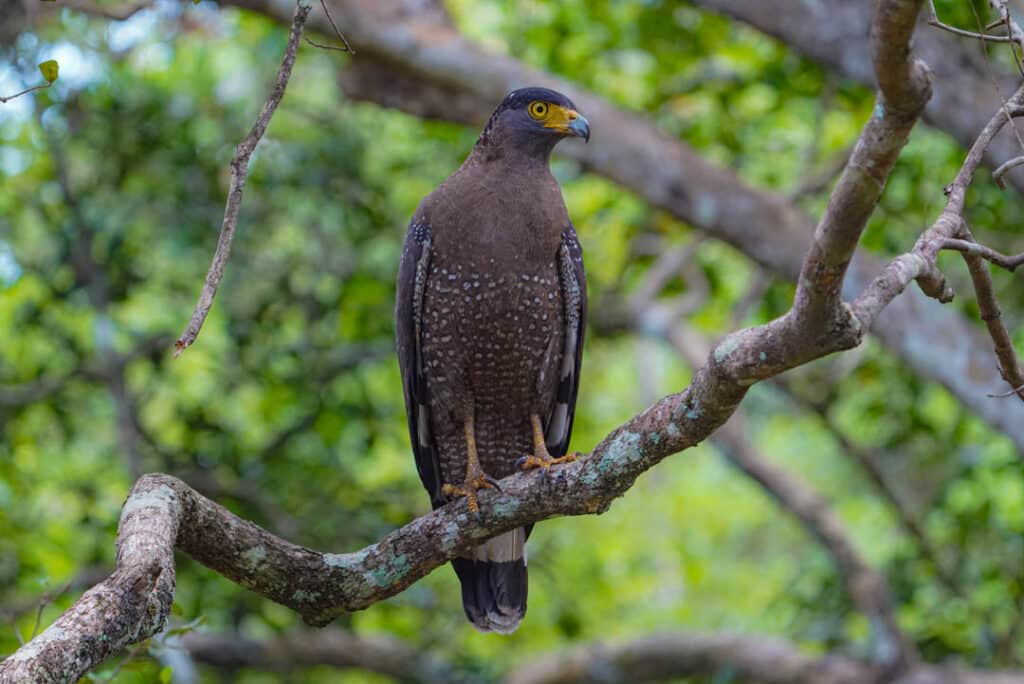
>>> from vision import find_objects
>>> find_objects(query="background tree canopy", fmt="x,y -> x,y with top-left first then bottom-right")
3,0 -> 1024,682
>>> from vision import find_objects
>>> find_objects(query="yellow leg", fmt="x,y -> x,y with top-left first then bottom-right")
441,415 -> 500,513
517,414 -> 580,472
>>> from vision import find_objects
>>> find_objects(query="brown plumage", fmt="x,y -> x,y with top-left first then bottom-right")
395,87 -> 589,633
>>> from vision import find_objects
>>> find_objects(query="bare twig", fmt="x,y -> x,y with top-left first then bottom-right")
174,0 -> 313,356
308,0 -> 354,53
989,383 -> 1024,398
852,81 -> 1024,403
0,83 -> 50,104
960,226 -> 1024,401
927,0 -> 1011,40
61,0 -> 153,21
993,155 -> 1024,187
927,20 -> 1015,42
305,37 -> 350,52
987,0 -> 1024,76
938,237 -> 1024,271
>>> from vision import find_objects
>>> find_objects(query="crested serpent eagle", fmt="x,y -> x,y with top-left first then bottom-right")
395,87 -> 590,633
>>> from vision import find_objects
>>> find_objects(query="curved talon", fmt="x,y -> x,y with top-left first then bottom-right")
443,471 -> 498,514
519,451 -> 579,472
520,414 -> 579,475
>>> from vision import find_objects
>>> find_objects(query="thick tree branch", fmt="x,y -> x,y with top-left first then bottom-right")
793,0 -> 931,332
504,632 -> 1024,684
181,629 -> 452,683
503,632 -> 871,684
173,0 -> 312,356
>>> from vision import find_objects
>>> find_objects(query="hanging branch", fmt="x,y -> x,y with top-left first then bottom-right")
173,0 -> 313,357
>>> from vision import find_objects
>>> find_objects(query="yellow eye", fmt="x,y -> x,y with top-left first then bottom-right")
528,101 -> 549,119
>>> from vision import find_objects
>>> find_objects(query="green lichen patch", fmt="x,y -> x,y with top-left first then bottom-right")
120,485 -> 178,521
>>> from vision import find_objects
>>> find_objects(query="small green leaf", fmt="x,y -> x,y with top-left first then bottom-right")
192,0 -> 200,5
38,60 -> 59,84
159,666 -> 174,683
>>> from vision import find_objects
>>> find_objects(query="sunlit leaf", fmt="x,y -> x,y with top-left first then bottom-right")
37,60 -> 59,84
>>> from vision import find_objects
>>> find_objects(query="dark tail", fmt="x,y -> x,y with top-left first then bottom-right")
451,527 -> 527,634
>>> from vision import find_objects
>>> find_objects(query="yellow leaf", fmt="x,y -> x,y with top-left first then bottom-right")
38,60 -> 59,83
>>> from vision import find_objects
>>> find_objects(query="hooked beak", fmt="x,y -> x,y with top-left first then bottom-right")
543,106 -> 592,142
566,112 -> 591,142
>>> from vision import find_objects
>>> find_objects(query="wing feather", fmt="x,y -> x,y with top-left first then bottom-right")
545,226 -> 587,457
396,219 -> 444,508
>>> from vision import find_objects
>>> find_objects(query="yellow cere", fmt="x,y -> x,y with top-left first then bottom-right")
528,100 -> 581,133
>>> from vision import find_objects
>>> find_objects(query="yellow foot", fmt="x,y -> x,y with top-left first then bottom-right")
516,448 -> 581,473
442,471 -> 502,514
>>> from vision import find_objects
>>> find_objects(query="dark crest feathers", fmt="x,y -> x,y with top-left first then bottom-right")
477,87 -> 578,147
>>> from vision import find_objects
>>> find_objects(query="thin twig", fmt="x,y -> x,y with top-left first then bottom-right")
989,383 -> 1024,398
937,237 -> 1024,270
992,154 -> 1024,187
174,0 -> 313,356
988,0 -> 1024,77
958,223 -> 1024,401
927,0 -> 1014,41
61,0 -> 153,21
926,18 -> 1014,42
309,0 -> 354,54
0,83 -> 50,104
305,37 -> 351,52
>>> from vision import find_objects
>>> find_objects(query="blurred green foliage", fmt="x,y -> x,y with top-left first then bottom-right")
2,0 -> 1024,681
